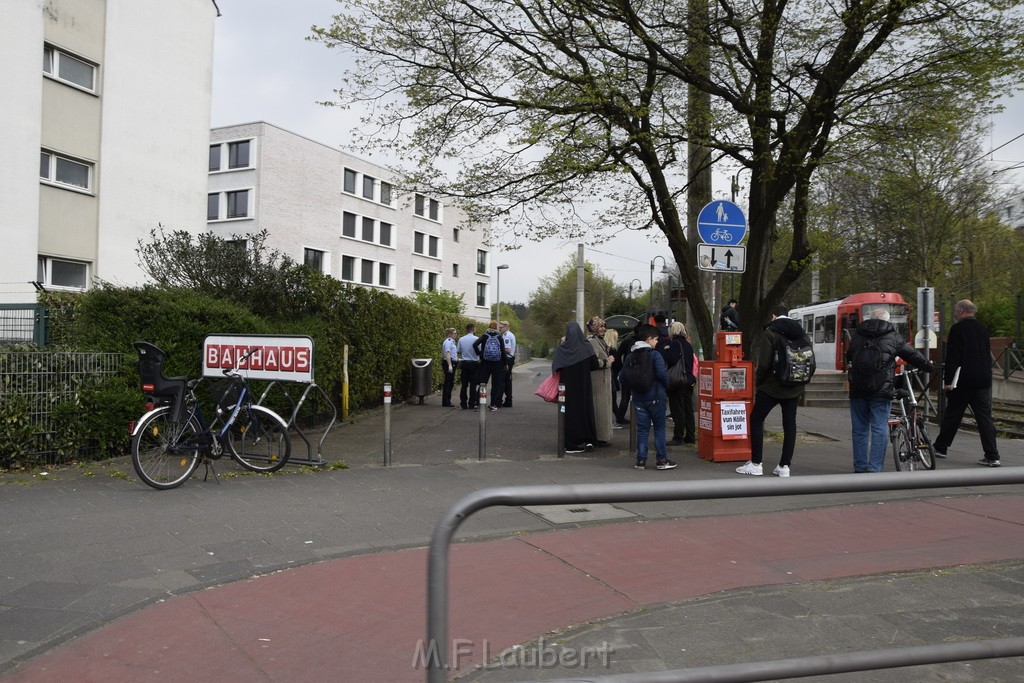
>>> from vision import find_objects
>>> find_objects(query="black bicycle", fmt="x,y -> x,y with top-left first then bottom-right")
131,342 -> 292,489
889,366 -> 936,471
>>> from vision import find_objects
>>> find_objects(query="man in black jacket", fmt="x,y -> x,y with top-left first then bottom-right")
846,308 -> 934,472
934,300 -> 1000,466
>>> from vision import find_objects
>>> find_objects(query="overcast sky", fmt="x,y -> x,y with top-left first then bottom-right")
210,0 -> 1024,304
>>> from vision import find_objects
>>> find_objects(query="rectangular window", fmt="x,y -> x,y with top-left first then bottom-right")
343,168 -> 357,194
208,145 -> 221,172
360,259 -> 374,284
363,175 -> 375,200
476,250 -> 487,274
207,193 -> 219,221
342,212 -> 357,238
380,182 -> 392,205
428,272 -> 439,291
304,248 -> 325,272
379,222 -> 392,246
378,263 -> 391,287
428,235 -> 439,258
429,198 -> 440,221
38,256 -> 88,290
453,227 -> 460,243
362,217 -> 375,242
228,140 -> 251,169
414,232 -> 425,254
226,190 -> 249,218
341,255 -> 355,281
476,283 -> 487,307
39,150 -> 92,191
452,263 -> 459,278
415,193 -> 426,216
413,270 -> 424,291
43,45 -> 96,91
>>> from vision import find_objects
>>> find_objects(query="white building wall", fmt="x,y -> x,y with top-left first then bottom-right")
96,0 -> 217,286
0,3 -> 45,304
209,122 -> 492,318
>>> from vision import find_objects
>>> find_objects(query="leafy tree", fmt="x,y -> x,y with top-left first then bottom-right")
311,0 -> 1024,356
527,259 -> 624,343
412,289 -> 465,315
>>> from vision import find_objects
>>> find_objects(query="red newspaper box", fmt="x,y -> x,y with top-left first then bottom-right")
698,332 -> 753,462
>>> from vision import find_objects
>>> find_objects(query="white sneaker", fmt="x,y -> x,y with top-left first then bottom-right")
773,465 -> 791,477
735,461 -> 763,476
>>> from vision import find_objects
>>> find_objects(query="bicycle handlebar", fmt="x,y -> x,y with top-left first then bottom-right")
222,347 -> 259,378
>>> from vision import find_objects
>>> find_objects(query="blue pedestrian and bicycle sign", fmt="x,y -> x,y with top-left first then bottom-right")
696,200 -> 747,246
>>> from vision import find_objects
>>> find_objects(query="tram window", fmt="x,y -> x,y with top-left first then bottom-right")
814,316 -> 825,343
849,311 -> 859,329
803,314 -> 813,336
824,314 -> 836,343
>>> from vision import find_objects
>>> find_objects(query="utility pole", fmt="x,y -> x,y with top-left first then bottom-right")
576,243 -> 585,331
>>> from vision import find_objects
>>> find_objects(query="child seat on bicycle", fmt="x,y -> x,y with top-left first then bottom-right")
134,342 -> 190,423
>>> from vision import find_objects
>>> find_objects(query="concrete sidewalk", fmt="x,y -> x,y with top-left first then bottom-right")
1,358 -> 1023,681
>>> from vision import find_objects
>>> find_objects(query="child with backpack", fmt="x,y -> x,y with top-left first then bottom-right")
619,324 -> 676,470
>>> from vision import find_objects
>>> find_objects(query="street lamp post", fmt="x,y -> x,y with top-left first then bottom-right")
952,250 -> 975,302
628,278 -> 643,300
495,264 -> 509,321
650,255 -> 668,317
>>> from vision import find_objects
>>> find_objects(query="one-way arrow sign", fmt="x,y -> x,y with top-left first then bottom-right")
697,244 -> 746,272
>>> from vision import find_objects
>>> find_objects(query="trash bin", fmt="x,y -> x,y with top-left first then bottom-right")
411,358 -> 433,404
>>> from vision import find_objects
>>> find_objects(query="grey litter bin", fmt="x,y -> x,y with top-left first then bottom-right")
411,358 -> 433,404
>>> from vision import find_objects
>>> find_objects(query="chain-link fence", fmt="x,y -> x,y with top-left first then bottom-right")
0,350 -> 126,465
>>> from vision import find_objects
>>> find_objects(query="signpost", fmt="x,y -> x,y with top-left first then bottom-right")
697,200 -> 748,246
697,244 -> 746,272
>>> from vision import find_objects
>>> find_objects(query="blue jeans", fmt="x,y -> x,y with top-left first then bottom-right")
634,398 -> 667,462
850,396 -> 892,472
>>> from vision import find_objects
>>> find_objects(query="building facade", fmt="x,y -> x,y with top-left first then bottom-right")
0,0 -> 218,305
208,122 -> 494,318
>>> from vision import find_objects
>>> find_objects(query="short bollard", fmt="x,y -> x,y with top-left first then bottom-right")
478,384 -> 487,461
556,382 -> 566,458
383,382 -> 392,467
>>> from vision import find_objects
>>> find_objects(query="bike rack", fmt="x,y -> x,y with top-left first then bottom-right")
255,381 -> 336,467
425,469 -> 1024,682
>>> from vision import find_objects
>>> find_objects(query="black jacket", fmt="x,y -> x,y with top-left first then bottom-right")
755,316 -> 808,399
846,318 -> 932,398
943,316 -> 992,390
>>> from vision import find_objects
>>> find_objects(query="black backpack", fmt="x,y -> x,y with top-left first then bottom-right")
772,333 -> 816,385
621,348 -> 655,393
848,336 -> 885,394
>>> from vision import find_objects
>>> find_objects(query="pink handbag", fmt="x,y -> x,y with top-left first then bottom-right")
534,370 -> 561,402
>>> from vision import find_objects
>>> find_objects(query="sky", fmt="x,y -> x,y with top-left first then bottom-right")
210,0 -> 1024,304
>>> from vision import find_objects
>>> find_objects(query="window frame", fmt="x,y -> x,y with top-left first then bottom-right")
209,138 -> 255,173
227,140 -> 251,169
43,44 -> 97,92
38,256 -> 89,291
476,250 -> 488,274
362,175 -> 375,200
39,150 -> 93,193
379,221 -> 393,246
476,282 -> 487,308
380,181 -> 393,206
343,168 -> 357,194
225,189 -> 250,219
304,248 -> 328,273
341,255 -> 356,282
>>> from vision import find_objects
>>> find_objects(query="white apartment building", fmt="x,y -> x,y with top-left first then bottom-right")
0,0 -> 218,305
208,122 -> 494,318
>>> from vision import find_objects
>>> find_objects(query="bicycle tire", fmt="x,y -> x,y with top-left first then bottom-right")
226,404 -> 291,473
131,407 -> 202,489
916,417 -> 937,470
890,423 -> 916,471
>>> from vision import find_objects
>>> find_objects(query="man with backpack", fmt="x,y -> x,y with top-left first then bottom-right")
736,303 -> 811,477
847,308 -> 934,472
472,321 -> 507,411
619,324 -> 676,470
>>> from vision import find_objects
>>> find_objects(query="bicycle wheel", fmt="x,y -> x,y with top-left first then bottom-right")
890,423 -> 918,471
227,404 -> 291,473
916,417 -> 937,470
131,407 -> 202,489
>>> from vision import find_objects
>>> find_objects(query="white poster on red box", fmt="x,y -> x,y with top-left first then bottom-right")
719,401 -> 748,439
202,334 -> 314,383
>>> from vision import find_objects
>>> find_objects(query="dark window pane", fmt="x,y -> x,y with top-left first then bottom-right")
363,175 -> 375,199
55,156 -> 89,188
414,270 -> 423,291
453,227 -> 459,242
58,52 -> 94,89
40,152 -> 50,178
207,193 -> 219,220
304,248 -> 323,271
342,212 -> 356,237
379,263 -> 390,287
50,259 -> 88,288
379,222 -> 392,246
380,182 -> 392,205
209,145 -> 221,172
428,272 -> 438,291
344,168 -> 357,194
414,232 -> 425,254
342,255 -> 355,280
429,198 -> 439,220
226,189 -> 249,218
362,217 -> 374,241
415,194 -> 425,216
428,236 -> 438,257
228,140 -> 250,168
361,260 -> 374,284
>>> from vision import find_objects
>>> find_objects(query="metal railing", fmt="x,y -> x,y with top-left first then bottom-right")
994,344 -> 1024,380
0,304 -> 48,346
425,469 -> 1024,682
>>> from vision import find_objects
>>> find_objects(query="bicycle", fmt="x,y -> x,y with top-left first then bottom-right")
889,366 -> 936,471
131,342 -> 292,490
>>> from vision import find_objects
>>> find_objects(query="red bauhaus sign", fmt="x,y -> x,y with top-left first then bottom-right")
202,334 -> 315,383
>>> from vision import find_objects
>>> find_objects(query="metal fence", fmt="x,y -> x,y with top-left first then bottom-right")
0,350 -> 126,463
0,304 -> 48,346
425,470 -> 1024,683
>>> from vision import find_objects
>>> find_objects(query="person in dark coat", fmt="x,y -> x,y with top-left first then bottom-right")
846,308 -> 934,472
667,321 -> 696,444
934,299 -> 1000,466
736,303 -> 808,477
552,321 -> 600,454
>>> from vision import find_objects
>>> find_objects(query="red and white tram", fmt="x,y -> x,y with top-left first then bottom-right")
788,292 -> 911,371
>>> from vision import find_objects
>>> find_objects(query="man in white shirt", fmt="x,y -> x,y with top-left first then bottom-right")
499,321 -> 517,407
441,327 -> 458,407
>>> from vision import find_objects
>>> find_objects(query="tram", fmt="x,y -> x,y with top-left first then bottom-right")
788,292 -> 911,371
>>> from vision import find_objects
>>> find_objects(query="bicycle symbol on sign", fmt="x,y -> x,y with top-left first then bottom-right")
709,228 -> 732,242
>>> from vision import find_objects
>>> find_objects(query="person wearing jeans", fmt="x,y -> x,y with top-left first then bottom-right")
619,324 -> 676,471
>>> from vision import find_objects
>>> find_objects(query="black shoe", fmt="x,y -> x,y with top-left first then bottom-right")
933,446 -> 947,458
670,437 -> 686,445
502,402 -> 512,408
634,459 -> 646,470
566,444 -> 586,454
655,459 -> 678,470
585,443 -> 595,452
978,458 -> 1001,467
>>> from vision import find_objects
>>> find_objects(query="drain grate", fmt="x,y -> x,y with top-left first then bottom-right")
524,503 -> 636,524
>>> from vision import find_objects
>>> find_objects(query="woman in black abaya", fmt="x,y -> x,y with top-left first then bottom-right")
552,321 -> 600,454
